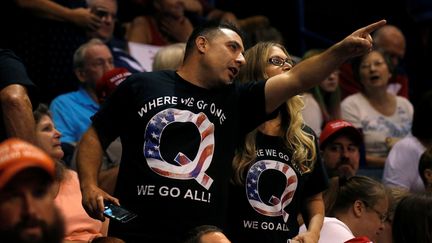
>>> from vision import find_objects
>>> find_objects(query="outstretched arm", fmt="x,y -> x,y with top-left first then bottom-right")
77,126 -> 119,221
15,0 -> 101,30
264,20 -> 387,113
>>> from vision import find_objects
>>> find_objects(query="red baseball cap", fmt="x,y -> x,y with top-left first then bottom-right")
0,138 -> 55,189
319,119 -> 363,149
96,67 -> 131,100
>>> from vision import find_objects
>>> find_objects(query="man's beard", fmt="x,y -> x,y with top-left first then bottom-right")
0,208 -> 65,243
326,163 -> 355,179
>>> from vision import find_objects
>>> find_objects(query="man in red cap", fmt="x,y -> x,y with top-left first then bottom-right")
320,119 -> 363,179
0,138 -> 65,243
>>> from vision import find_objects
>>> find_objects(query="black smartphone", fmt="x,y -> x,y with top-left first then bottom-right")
103,201 -> 137,223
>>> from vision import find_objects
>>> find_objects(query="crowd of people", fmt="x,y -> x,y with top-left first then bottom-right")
0,1 -> 432,243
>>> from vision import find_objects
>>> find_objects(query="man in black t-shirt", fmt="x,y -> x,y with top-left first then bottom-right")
77,20 -> 386,242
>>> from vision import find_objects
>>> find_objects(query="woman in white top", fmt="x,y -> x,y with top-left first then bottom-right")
319,176 -> 388,243
341,49 -> 413,169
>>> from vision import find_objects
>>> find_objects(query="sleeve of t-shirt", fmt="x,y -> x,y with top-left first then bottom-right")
302,126 -> 329,198
236,80 -> 268,135
0,49 -> 38,105
319,218 -> 355,243
91,75 -> 135,149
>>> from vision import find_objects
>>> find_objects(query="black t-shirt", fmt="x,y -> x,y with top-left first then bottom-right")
226,127 -> 328,243
0,49 -> 38,141
91,70 -> 269,242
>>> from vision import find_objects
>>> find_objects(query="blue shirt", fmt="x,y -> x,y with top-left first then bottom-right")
50,88 -> 99,144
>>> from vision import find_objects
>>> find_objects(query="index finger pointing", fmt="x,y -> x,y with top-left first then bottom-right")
363,19 -> 387,33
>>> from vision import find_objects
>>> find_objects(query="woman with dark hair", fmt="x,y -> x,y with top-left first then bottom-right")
392,192 -> 432,243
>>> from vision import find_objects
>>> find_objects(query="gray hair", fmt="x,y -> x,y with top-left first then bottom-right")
73,38 -> 106,69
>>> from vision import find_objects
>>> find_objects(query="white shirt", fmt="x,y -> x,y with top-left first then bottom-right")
341,93 -> 413,158
382,134 -> 426,192
299,217 -> 355,243
302,93 -> 323,136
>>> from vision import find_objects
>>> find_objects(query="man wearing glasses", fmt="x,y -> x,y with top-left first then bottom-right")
86,0 -> 146,73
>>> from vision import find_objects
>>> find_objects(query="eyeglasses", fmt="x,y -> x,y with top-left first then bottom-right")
362,200 -> 388,223
268,56 -> 294,67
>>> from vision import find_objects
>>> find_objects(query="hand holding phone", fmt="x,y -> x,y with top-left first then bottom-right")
103,201 -> 137,223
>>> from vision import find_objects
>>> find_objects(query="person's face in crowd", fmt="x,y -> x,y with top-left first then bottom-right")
155,0 -> 185,19
200,231 -> 231,243
88,0 -> 117,41
359,51 -> 391,90
202,28 -> 245,88
425,170 -> 432,193
319,70 -> 340,93
357,198 -> 388,242
36,115 -> 64,161
376,30 -> 405,68
79,44 -> 114,89
322,134 -> 360,178
0,169 -> 64,243
265,46 -> 293,78
376,220 -> 393,243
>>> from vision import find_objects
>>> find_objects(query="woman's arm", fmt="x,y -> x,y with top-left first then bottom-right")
293,192 -> 325,243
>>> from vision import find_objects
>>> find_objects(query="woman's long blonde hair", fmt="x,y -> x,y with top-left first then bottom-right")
232,42 -> 317,185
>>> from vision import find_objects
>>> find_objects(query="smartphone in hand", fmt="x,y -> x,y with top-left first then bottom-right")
103,201 -> 137,223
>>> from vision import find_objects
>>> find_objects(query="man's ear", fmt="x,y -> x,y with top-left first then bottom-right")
74,68 -> 86,83
196,36 -> 207,54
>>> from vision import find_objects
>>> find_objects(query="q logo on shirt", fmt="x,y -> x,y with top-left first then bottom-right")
246,160 -> 298,222
143,108 -> 215,189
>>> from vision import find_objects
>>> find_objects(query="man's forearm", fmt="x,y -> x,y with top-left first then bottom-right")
77,126 -> 104,189
15,0 -> 75,22
1,84 -> 35,143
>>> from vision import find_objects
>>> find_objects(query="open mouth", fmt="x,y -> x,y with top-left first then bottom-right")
229,67 -> 238,77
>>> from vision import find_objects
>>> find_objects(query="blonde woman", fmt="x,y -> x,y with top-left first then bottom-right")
227,42 -> 328,243
152,42 -> 186,71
